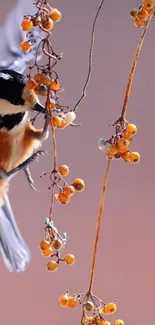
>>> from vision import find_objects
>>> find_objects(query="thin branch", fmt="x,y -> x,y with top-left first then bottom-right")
73,0 -> 105,112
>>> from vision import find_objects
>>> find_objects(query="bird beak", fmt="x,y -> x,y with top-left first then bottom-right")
33,102 -> 46,114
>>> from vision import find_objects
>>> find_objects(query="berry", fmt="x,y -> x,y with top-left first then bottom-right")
114,153 -> 121,159
102,302 -> 117,314
58,165 -> 70,176
86,317 -> 95,325
117,138 -> 130,151
121,151 -> 130,162
34,73 -> 43,83
65,111 -> 76,125
52,239 -> 63,250
25,79 -> 37,90
96,317 -> 111,325
21,18 -> 33,31
39,240 -> 50,251
127,152 -> 140,163
49,8 -> 62,22
137,8 -> 149,20
41,247 -> 53,257
98,137 -> 107,151
46,99 -> 56,110
51,116 -> 62,128
72,179 -> 85,192
142,0 -> 155,10
134,17 -> 145,27
63,185 -> 75,196
46,260 -> 59,272
20,40 -> 32,51
106,152 -> 114,160
64,254 -> 75,265
57,119 -> 67,129
50,79 -> 60,91
84,301 -> 94,312
114,320 -> 124,325
67,297 -> 78,309
36,85 -> 48,96
125,123 -> 137,135
108,145 -> 118,155
42,74 -> 52,86
130,9 -> 138,18
59,295 -> 69,307
42,18 -> 54,30
122,134 -> 132,141
56,192 -> 70,204
32,15 -> 42,26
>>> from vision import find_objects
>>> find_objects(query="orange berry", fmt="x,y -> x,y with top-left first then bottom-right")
49,8 -> 62,22
134,17 -> 145,27
20,40 -> 32,51
68,297 -> 78,309
142,0 -> 155,10
108,145 -> 118,155
106,152 -> 114,160
34,73 -> 43,83
102,302 -> 117,314
130,9 -> 138,18
41,247 -> 53,257
59,295 -> 69,307
39,240 -> 50,251
36,85 -> 48,96
32,15 -> 42,26
63,185 -> 75,196
50,79 -> 60,91
51,239 -> 63,250
25,79 -> 37,90
86,317 -> 95,325
114,320 -> 124,325
46,99 -> 56,110
42,74 -> 52,86
58,165 -> 70,176
137,8 -> 149,20
117,138 -> 130,150
127,152 -> 140,163
96,317 -> 110,325
121,151 -> 130,162
21,18 -> 33,31
56,192 -> 70,204
123,134 -> 132,141
72,178 -> 85,192
125,123 -> 137,135
51,116 -> 62,128
64,254 -> 75,265
84,301 -> 94,312
41,18 -> 54,30
46,260 -> 59,272
57,119 -> 67,129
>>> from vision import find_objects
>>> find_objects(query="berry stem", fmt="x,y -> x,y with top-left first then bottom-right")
88,160 -> 111,294
73,0 -> 105,112
120,10 -> 153,120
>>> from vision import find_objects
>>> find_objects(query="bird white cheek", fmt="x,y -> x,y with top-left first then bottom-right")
0,99 -> 28,115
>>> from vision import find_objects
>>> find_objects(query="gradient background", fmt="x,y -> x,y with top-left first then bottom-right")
0,0 -> 155,324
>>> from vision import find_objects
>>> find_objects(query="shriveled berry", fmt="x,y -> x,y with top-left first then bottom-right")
32,15 -> 42,26
130,9 -> 138,18
52,239 -> 63,250
46,260 -> 59,272
42,74 -> 52,86
68,297 -> 78,308
86,317 -> 95,325
49,8 -> 62,22
64,254 -> 75,265
106,152 -> 114,160
115,153 -> 121,159
72,179 -> 85,192
36,85 -> 48,96
59,295 -> 69,307
84,301 -> 94,312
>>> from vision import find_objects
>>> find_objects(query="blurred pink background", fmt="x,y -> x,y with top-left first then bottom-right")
1,0 -> 155,324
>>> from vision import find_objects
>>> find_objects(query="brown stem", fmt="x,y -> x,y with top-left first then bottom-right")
121,12 -> 153,120
88,160 -> 111,294
51,126 -> 57,171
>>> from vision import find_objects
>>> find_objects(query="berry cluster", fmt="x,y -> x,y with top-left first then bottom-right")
98,121 -> 140,163
20,5 -> 61,51
59,291 -> 124,325
39,218 -> 75,272
130,0 -> 155,27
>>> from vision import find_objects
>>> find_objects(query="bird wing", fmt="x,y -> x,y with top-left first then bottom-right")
0,0 -> 43,73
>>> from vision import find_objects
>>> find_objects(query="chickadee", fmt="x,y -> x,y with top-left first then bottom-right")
0,69 -> 48,273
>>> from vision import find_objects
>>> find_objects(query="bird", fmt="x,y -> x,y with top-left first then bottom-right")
0,0 -> 48,273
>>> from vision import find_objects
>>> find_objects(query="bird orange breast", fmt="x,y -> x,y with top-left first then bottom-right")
0,131 -> 12,171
